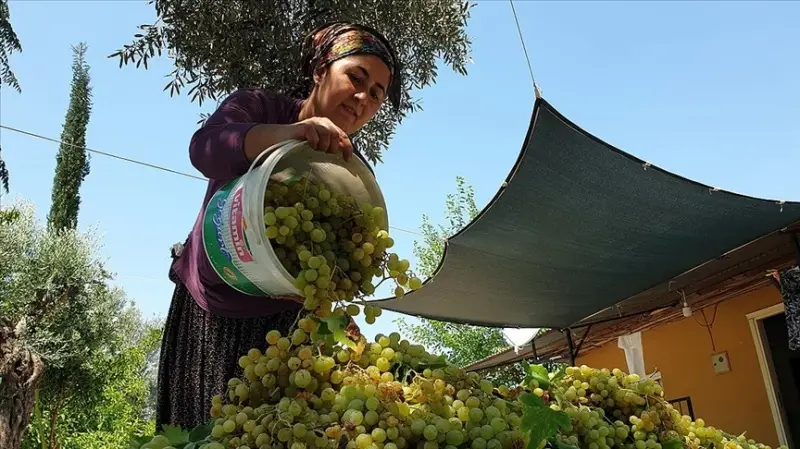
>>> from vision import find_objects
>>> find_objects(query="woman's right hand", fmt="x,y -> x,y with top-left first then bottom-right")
290,117 -> 354,162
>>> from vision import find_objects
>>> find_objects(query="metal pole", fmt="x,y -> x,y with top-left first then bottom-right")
565,328 -> 576,366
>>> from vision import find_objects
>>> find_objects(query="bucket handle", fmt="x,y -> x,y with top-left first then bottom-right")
246,139 -> 304,175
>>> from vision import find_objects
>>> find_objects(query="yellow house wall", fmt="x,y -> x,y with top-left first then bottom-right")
576,286 -> 783,447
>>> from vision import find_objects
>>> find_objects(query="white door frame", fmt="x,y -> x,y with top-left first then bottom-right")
746,302 -> 791,447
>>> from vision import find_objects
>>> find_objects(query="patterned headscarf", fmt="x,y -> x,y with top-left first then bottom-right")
301,22 -> 402,111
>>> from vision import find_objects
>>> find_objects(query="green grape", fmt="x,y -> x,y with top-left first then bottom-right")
211,425 -> 225,438
411,419 -> 427,436
376,357 -> 391,372
381,347 -> 395,361
372,428 -> 387,443
423,425 -> 439,441
293,423 -> 307,438
471,438 -> 487,449
365,410 -> 380,426
294,369 -> 312,388
292,329 -> 307,345
445,430 -> 464,446
349,410 -> 364,425
277,428 -> 292,442
468,408 -> 484,423
356,434 -> 373,449
366,396 -> 380,411
222,419 -> 236,433
275,207 -> 290,219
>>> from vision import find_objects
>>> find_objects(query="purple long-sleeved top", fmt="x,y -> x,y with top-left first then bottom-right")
172,88 -> 305,318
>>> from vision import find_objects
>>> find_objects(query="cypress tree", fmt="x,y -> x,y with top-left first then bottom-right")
48,42 -> 92,231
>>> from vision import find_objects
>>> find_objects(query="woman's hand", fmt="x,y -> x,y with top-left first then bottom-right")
290,117 -> 354,162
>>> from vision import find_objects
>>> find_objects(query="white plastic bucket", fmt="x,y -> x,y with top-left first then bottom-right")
201,139 -> 388,297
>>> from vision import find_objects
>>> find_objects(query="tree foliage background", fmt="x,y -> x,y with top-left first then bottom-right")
0,0 -> 22,193
111,0 -> 473,163
0,202 -> 162,449
22,316 -> 163,449
395,177 -> 524,386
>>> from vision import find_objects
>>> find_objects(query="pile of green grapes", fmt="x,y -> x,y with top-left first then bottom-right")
134,175 -> 786,449
200,329 -> 526,449
546,366 -> 785,449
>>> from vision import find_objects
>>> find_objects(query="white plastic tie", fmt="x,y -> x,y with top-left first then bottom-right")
171,242 -> 185,257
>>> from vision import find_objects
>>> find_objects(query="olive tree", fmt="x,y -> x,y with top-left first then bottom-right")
395,177 -> 526,386
110,0 -> 473,163
0,203 -> 127,449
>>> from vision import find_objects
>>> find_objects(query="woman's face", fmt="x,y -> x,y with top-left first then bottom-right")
312,54 -> 392,135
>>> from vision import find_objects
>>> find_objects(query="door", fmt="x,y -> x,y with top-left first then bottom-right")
762,312 -> 800,448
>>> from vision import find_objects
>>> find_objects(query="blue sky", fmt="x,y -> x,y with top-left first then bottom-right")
2,1 -> 800,341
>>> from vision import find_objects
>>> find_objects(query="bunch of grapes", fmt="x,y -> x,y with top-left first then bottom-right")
548,366 -> 784,449
262,174 -> 421,319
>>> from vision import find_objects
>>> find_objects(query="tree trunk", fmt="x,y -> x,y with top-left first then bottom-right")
47,397 -> 61,449
0,320 -> 45,449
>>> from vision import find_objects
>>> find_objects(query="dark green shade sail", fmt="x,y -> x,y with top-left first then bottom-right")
374,99 -> 800,328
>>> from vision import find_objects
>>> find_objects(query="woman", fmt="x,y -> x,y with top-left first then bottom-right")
157,21 -> 402,429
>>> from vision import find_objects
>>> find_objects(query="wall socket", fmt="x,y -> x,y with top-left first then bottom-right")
712,351 -> 731,374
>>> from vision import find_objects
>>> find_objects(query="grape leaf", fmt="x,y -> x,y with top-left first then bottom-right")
188,422 -> 213,441
521,405 -> 570,449
418,355 -> 448,369
530,364 -> 549,378
320,315 -> 359,350
316,315 -> 346,338
162,424 -> 190,444
333,328 -> 357,350
550,367 -> 567,383
321,315 -> 349,334
519,393 -> 544,408
128,435 -> 152,449
662,439 -> 684,449
528,364 -> 551,389
316,319 -> 332,336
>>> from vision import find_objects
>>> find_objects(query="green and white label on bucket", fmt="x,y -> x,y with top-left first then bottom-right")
202,180 -> 265,296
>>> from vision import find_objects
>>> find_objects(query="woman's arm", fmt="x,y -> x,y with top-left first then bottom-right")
188,89 -> 299,180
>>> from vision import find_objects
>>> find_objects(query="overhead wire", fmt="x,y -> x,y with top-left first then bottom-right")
0,123 -> 425,238
1,124 -> 207,181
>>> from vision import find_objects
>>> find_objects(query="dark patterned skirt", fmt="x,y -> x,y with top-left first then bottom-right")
156,269 -> 298,430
